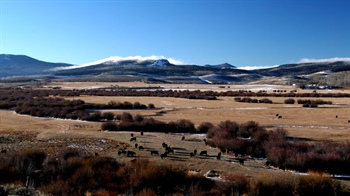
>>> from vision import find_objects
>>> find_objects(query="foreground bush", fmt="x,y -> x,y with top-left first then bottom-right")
249,173 -> 296,196
0,147 -> 349,195
297,174 -> 341,196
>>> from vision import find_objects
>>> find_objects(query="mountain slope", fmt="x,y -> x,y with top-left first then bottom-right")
1,54 -> 350,86
0,54 -> 73,77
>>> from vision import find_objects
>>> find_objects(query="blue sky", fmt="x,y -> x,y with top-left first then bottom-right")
0,0 -> 349,68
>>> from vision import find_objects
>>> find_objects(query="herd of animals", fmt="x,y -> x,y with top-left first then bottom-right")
116,132 -> 246,165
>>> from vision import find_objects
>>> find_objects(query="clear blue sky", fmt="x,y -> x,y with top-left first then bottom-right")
0,0 -> 349,68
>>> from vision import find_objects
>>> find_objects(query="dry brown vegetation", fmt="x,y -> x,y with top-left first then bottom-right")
1,82 -> 350,194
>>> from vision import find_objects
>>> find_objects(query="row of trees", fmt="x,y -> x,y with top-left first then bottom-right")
80,89 -> 350,98
101,112 -> 199,133
284,98 -> 333,107
234,97 -> 273,103
12,97 -> 154,121
0,147 -> 345,195
2,89 -> 350,108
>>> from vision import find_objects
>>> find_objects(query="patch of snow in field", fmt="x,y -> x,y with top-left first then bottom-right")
234,107 -> 267,110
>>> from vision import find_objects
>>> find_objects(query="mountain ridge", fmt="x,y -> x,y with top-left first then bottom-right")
1,54 -> 350,87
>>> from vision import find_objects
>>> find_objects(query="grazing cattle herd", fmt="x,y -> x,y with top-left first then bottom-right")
116,132 -> 247,166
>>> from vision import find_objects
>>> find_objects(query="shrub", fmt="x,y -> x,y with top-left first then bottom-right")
148,103 -> 155,108
220,173 -> 249,195
14,149 -> 47,176
296,174 -> 341,196
101,122 -> 118,131
249,173 -> 296,196
284,98 -> 295,104
197,122 -> 215,133
121,112 -> 133,123
102,112 -> 115,121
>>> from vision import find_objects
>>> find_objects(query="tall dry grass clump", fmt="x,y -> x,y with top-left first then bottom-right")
249,172 -> 296,196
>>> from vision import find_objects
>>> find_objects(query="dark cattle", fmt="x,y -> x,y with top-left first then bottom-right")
238,158 -> 245,165
348,120 -> 350,123
166,147 -> 174,153
150,150 -> 159,155
140,131 -> 144,135
94,152 -> 99,156
278,116 -> 282,119
130,137 -> 136,142
190,152 -> 195,157
131,133 -> 134,137
118,150 -> 127,156
193,149 -> 197,155
1,149 -> 7,154
181,136 -> 185,140
138,146 -> 144,150
199,150 -> 207,156
135,143 -> 138,148
160,153 -> 167,159
276,114 -> 279,116
127,151 -> 136,157
162,143 -> 168,148
217,152 -> 221,160
336,115 -> 338,118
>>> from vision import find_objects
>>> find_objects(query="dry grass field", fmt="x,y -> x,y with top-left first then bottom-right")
1,81 -> 350,190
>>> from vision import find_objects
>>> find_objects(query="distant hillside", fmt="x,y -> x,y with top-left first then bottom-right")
1,54 -> 350,87
0,54 -> 73,77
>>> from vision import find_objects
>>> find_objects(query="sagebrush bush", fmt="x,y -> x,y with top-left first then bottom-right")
284,98 -> 295,104
249,173 -> 296,196
297,174 -> 341,196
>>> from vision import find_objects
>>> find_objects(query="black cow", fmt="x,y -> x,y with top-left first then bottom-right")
135,143 -> 138,148
193,149 -> 197,155
150,150 -> 159,155
190,152 -> 195,157
181,136 -> 185,140
131,133 -> 134,137
140,131 -> 144,135
166,147 -> 174,153
130,137 -> 136,142
238,158 -> 245,165
199,150 -> 207,156
138,146 -> 144,150
118,150 -> 127,156
127,151 -> 136,157
160,153 -> 167,159
217,152 -> 221,160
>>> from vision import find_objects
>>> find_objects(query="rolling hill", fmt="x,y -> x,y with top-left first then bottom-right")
1,54 -> 350,86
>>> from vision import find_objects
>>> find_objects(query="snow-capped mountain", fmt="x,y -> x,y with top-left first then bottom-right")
53,56 -> 178,71
147,59 -> 171,68
2,54 -> 350,87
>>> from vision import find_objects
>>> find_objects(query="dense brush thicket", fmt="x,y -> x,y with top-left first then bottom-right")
0,148 -> 347,196
206,121 -> 350,175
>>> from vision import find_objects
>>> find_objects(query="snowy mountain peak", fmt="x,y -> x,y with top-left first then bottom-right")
147,59 -> 171,68
53,56 -> 179,70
